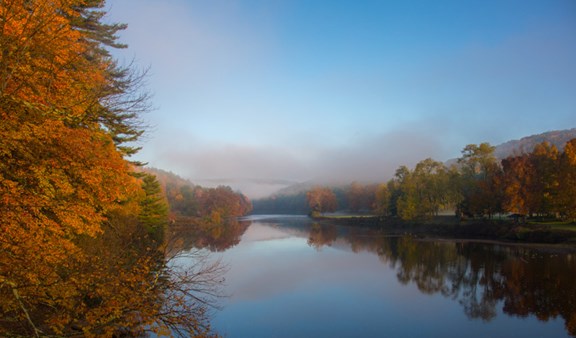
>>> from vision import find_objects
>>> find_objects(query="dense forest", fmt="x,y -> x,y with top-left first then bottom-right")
255,138 -> 576,223
0,1 -> 249,336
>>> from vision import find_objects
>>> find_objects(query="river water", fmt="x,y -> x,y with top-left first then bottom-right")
173,215 -> 576,338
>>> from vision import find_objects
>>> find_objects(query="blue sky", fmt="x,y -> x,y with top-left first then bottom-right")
107,0 -> 576,196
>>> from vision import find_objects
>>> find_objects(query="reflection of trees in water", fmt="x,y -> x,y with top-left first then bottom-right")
0,213 -> 226,336
308,223 -> 338,250
167,218 -> 251,254
306,223 -> 576,336
162,249 -> 227,337
390,239 -> 576,335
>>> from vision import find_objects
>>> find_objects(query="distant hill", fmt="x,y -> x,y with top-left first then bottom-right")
493,128 -> 576,159
143,167 -> 196,188
267,129 -> 576,196
271,181 -> 316,196
444,128 -> 576,167
192,178 -> 298,200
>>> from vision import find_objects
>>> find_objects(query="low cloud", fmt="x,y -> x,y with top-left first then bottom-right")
138,125 -> 453,198
310,129 -> 446,184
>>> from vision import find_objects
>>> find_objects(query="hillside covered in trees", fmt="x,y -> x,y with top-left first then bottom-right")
493,128 -> 576,159
144,168 -> 253,253
145,168 -> 252,221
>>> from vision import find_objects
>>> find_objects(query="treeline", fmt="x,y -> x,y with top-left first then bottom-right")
146,168 -> 252,222
254,184 -> 381,216
253,187 -> 353,215
146,169 -> 253,255
0,1 -> 221,337
257,138 -> 576,222
374,139 -> 576,221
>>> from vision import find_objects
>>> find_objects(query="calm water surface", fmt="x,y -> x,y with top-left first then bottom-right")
175,215 -> 576,338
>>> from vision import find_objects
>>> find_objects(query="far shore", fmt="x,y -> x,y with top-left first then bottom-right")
310,214 -> 576,247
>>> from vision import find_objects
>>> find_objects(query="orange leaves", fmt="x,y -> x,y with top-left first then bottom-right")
0,1 -> 148,335
564,139 -> 576,166
0,1 -> 218,336
1,107 -> 135,234
306,186 -> 338,215
0,0 -> 106,120
501,155 -> 531,215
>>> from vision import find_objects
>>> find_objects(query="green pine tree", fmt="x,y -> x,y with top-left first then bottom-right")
139,174 -> 169,243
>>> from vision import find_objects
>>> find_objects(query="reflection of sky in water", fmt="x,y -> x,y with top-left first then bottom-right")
208,218 -> 569,338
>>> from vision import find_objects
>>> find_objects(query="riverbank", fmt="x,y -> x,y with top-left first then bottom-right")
311,215 -> 576,246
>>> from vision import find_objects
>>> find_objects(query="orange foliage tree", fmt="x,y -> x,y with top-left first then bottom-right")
306,186 -> 338,216
501,154 -> 532,216
558,139 -> 576,220
529,142 -> 560,215
1,1 -> 221,336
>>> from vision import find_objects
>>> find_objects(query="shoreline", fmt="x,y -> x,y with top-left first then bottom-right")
311,215 -> 576,248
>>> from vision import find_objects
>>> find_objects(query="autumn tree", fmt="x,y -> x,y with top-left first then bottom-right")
501,154 -> 531,216
0,0 -> 151,334
393,165 -> 418,220
374,183 -> 391,216
457,143 -> 503,218
391,159 -> 455,220
0,115 -> 142,336
413,158 -> 452,216
174,185 -> 200,216
500,141 -> 564,219
0,1 -> 223,336
529,142 -> 560,216
306,186 -> 338,216
558,139 -> 576,220
197,186 -> 252,220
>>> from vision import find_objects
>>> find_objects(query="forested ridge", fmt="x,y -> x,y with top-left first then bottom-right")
0,1 -> 249,336
144,168 -> 252,221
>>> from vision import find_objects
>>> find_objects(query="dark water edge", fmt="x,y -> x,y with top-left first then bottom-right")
310,215 -> 576,247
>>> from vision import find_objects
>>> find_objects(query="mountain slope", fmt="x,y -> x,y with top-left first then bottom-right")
493,128 -> 576,158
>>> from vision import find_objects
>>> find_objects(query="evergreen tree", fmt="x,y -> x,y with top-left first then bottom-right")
139,174 -> 169,243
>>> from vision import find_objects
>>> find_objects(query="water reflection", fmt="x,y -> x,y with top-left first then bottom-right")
306,221 -> 576,336
167,218 -> 251,254
171,216 -> 576,337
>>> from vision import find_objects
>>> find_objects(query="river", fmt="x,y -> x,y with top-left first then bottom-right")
172,215 -> 576,338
